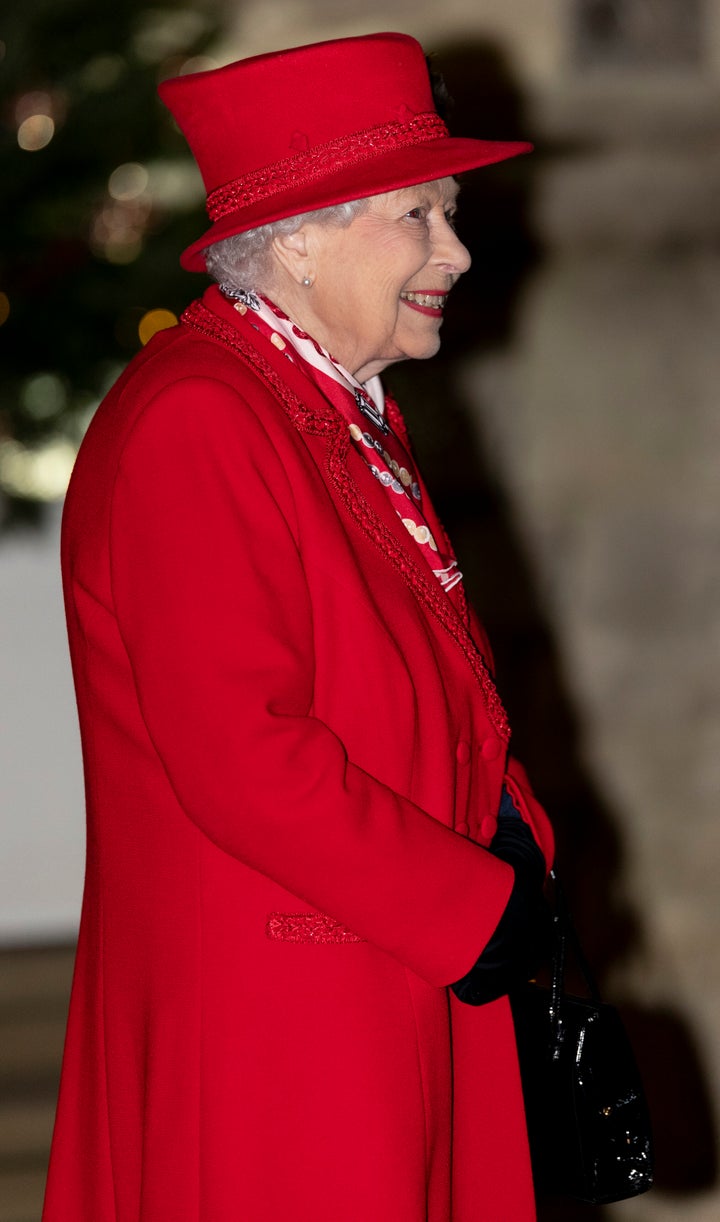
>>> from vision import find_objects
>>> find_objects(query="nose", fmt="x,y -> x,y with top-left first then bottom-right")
434,218 -> 471,276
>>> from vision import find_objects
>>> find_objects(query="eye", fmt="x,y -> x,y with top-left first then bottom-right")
444,208 -> 458,230
404,206 -> 427,221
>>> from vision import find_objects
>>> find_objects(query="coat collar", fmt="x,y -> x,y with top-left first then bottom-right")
181,286 -> 511,742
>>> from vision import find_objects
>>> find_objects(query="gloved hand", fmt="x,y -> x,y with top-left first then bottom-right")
451,817 -> 547,1006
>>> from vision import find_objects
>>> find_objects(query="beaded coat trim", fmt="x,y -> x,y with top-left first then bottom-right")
266,912 -> 364,944
180,299 -> 511,742
206,113 -> 448,217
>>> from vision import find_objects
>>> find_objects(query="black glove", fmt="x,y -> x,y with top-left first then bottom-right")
451,817 -> 547,1006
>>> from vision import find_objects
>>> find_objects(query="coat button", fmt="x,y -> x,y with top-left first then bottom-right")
456,741 -> 471,765
480,737 -> 502,761
455,820 -> 469,836
480,815 -> 498,840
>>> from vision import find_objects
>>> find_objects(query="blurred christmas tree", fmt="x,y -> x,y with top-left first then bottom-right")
0,0 -> 222,523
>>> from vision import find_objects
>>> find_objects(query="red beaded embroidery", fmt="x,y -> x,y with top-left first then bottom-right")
180,300 -> 511,742
206,113 -> 449,218
266,912 -> 364,944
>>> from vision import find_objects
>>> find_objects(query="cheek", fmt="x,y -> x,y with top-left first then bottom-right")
383,297 -> 407,352
355,251 -> 428,353
362,276 -> 403,339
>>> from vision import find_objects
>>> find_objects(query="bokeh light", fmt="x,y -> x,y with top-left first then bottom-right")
0,437 -> 77,501
14,89 -> 65,151
91,161 -> 154,263
21,373 -> 68,421
17,114 -> 55,151
90,197 -> 151,264
138,309 -> 178,346
15,90 -> 53,123
80,53 -> 125,91
145,159 -> 204,209
108,162 -> 149,202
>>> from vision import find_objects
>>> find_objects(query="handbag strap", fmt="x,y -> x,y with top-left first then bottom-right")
547,869 -> 603,1056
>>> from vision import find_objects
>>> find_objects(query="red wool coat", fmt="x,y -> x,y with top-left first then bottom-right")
43,286 -> 554,1222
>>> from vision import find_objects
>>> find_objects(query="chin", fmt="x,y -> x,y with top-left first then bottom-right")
411,337 -> 442,363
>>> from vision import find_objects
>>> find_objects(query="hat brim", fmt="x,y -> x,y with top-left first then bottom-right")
180,136 -> 532,272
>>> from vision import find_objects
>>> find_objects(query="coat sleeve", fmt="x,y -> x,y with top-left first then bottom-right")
109,375 -> 513,988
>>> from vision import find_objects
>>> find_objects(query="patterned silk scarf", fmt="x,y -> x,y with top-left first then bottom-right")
220,285 -> 463,595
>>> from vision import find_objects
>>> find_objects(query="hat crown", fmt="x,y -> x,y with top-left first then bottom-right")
157,31 -> 531,271
159,33 -> 435,195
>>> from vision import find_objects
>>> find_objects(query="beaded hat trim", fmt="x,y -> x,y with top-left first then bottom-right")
206,112 -> 448,218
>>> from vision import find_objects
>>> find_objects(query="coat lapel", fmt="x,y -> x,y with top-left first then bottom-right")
182,289 -> 511,743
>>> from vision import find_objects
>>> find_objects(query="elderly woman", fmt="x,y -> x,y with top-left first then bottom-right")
43,32 -> 554,1222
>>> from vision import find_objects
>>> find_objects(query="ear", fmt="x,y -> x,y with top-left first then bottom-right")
271,227 -> 312,285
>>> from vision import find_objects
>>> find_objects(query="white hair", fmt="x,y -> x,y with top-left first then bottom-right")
204,199 -> 369,293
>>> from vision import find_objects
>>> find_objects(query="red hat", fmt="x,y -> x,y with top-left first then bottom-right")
158,32 -> 532,272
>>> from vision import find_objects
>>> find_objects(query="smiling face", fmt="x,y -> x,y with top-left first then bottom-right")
269,178 -> 471,382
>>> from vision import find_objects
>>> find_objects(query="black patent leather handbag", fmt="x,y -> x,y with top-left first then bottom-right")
510,872 -> 654,1205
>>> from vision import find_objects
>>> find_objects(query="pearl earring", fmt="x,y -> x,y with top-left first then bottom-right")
302,276 -> 312,287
